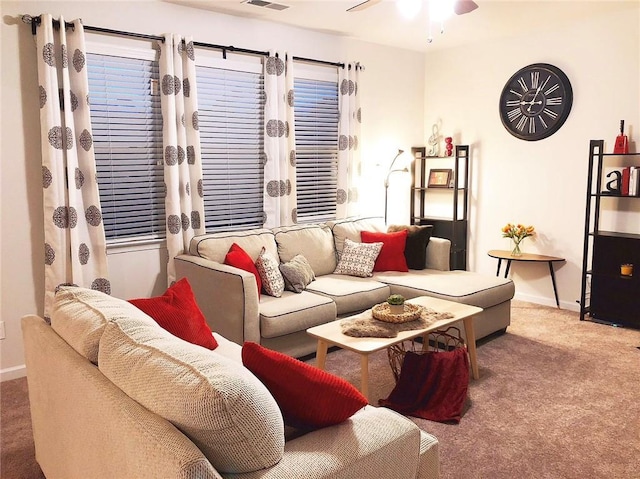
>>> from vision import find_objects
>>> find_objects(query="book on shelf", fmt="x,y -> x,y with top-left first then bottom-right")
603,166 -> 640,196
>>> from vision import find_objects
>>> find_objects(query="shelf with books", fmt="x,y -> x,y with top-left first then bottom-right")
579,139 -> 640,327
410,145 -> 470,270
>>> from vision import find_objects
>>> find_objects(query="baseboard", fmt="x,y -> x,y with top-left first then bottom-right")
513,292 -> 580,312
1,365 -> 27,382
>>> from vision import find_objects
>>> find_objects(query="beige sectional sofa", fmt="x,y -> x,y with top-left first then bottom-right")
176,217 -> 515,358
22,286 -> 439,479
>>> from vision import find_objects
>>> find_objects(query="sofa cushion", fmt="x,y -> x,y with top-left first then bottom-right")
306,275 -> 390,315
259,291 -> 336,338
190,228 -> 277,264
333,239 -> 383,278
388,224 -> 434,270
327,216 -> 386,258
279,254 -> 315,293
224,242 -> 262,297
98,315 -> 285,474
361,229 -> 409,272
128,278 -> 218,350
51,286 -> 157,364
273,224 -> 337,276
373,269 -> 515,309
256,247 -> 285,297
242,342 -> 368,429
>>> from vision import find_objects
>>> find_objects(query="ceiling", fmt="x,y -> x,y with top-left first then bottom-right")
162,0 -> 638,52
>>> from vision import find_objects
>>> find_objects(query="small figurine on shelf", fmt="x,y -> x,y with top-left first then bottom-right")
428,123 -> 440,157
613,120 -> 629,154
445,137 -> 453,157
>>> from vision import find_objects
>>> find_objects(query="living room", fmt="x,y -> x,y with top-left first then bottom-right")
1,0 -> 639,477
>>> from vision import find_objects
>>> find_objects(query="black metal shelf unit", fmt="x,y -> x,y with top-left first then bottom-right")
579,139 -> 640,327
410,145 -> 470,270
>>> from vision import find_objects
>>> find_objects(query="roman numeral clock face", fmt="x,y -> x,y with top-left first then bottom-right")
499,63 -> 573,141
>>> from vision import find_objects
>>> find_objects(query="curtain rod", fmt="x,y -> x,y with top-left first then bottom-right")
22,14 -> 357,69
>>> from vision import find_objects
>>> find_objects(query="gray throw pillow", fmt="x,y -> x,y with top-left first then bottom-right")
387,225 -> 434,270
279,254 -> 315,293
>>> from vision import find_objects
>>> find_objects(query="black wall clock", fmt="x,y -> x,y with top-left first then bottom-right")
499,63 -> 573,141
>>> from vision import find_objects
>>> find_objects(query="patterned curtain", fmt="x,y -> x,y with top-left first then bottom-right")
159,34 -> 205,285
336,63 -> 362,219
35,14 -> 110,320
263,52 -> 297,228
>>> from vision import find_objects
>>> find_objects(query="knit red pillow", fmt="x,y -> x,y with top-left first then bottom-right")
128,278 -> 218,350
241,342 -> 368,429
361,229 -> 409,272
224,243 -> 262,298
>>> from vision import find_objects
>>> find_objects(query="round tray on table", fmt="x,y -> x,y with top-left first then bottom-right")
371,303 -> 423,323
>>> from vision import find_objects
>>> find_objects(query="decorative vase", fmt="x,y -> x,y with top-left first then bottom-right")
511,240 -> 523,257
389,304 -> 405,315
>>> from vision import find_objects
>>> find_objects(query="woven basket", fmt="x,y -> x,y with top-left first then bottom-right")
372,302 -> 423,323
387,326 -> 466,382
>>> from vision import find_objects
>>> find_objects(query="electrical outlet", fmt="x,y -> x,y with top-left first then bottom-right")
0,321 -> 5,340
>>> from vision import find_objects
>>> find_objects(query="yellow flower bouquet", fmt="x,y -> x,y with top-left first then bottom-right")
501,223 -> 535,256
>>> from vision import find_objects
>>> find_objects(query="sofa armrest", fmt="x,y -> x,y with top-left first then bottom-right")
175,255 -> 260,345
425,237 -> 451,271
230,406 -> 430,479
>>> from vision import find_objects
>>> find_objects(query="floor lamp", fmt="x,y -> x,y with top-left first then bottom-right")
384,149 -> 408,224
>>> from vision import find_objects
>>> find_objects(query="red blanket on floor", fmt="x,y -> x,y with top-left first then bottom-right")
379,348 -> 469,423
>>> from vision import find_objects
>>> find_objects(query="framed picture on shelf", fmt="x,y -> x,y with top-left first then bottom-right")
428,169 -> 452,188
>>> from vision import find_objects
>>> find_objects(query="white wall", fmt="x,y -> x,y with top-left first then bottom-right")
420,4 -> 640,308
0,1 -> 425,379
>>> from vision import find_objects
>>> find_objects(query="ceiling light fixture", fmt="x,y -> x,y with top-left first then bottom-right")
396,0 -> 422,19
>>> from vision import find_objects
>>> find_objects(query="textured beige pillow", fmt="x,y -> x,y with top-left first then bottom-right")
51,285 -> 156,364
98,316 -> 285,474
279,254 -> 316,293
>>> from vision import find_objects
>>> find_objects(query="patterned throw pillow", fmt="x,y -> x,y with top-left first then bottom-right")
255,247 -> 285,297
279,254 -> 315,293
333,238 -> 383,278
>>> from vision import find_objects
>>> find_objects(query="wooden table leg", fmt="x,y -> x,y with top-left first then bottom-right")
462,316 -> 479,380
360,354 -> 369,400
315,339 -> 328,369
548,261 -> 560,308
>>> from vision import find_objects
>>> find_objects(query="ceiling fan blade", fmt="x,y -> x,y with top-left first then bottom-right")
347,0 -> 383,13
454,0 -> 479,15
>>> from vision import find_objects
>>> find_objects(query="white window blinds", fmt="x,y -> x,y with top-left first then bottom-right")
294,77 -> 339,223
196,64 -> 265,231
87,52 -> 164,241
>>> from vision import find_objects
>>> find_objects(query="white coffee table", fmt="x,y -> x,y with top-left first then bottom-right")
306,296 -> 483,399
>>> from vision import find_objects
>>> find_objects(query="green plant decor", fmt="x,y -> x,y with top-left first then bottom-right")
387,294 -> 405,306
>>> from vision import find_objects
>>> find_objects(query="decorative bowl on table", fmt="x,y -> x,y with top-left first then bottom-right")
371,302 -> 423,323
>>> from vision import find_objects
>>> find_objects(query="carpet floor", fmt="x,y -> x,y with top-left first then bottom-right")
2,301 -> 639,478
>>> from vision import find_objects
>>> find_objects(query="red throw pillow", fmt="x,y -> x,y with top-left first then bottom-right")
241,342 -> 368,429
361,230 -> 409,272
128,278 -> 218,350
224,243 -> 262,298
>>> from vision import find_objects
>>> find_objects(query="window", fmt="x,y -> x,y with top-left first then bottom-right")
196,60 -> 265,231
294,73 -> 339,223
87,45 -> 339,242
87,49 -> 164,242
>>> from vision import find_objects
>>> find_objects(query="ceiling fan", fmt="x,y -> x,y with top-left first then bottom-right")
347,0 -> 479,15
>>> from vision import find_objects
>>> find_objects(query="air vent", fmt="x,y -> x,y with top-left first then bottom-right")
242,0 -> 290,11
